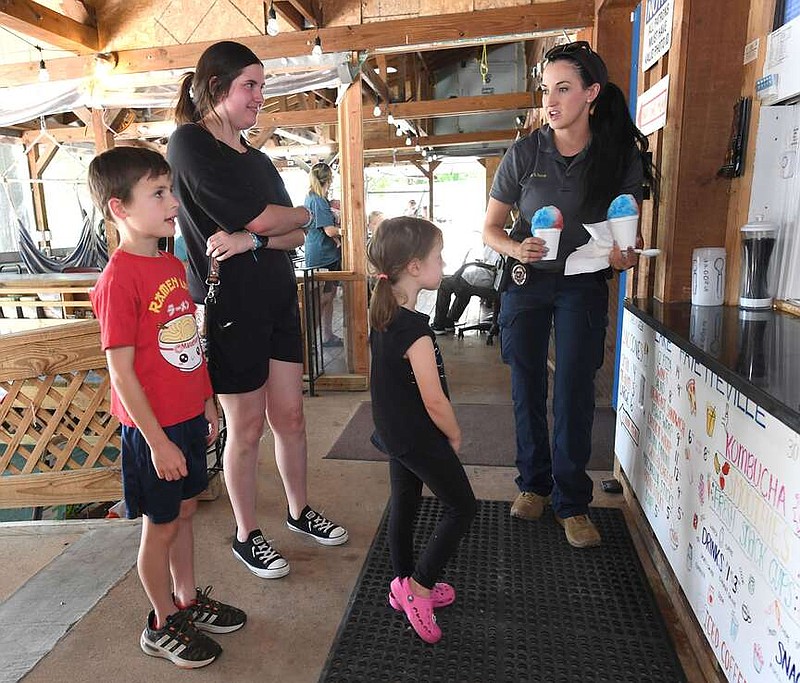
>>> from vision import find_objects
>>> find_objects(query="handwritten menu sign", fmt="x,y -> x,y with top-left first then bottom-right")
615,310 -> 800,683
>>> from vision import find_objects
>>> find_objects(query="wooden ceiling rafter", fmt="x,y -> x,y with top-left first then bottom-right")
273,2 -> 304,32
0,0 -> 98,54
0,2 -> 593,86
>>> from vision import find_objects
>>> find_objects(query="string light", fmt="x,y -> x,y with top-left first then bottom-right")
266,2 -> 279,36
94,52 -> 118,77
387,113 -> 395,125
415,143 -> 421,152
405,136 -> 411,146
36,46 -> 49,82
311,36 -> 323,57
373,99 -> 382,118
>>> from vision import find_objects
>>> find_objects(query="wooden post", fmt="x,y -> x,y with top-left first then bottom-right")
482,156 -> 501,209
338,69 -> 369,377
25,139 -> 58,255
91,108 -> 118,254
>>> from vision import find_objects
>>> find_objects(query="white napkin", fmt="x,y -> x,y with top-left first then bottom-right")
564,221 -> 614,276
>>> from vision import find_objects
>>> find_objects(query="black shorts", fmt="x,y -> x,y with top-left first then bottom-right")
120,414 -> 209,524
322,259 -> 341,294
206,303 -> 303,394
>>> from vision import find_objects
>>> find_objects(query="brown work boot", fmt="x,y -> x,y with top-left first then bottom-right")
510,492 -> 550,520
556,514 -> 602,548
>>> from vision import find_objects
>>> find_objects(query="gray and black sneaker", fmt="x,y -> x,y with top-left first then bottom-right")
232,529 -> 290,579
140,609 -> 221,669
286,505 -> 349,546
183,586 -> 247,634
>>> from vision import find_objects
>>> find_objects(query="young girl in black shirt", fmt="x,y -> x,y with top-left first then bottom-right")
368,216 -> 477,644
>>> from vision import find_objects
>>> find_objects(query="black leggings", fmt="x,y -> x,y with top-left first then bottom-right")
388,439 -> 477,589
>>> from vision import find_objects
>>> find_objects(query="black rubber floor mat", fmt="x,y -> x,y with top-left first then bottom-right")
320,499 -> 686,683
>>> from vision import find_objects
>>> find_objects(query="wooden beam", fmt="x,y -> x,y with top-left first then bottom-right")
284,0 -> 317,25
274,1 -> 305,32
390,92 -> 532,120
258,92 -> 532,128
0,0 -> 98,54
0,2 -> 593,85
360,62 -> 391,105
0,469 -> 121,509
366,129 -> 515,151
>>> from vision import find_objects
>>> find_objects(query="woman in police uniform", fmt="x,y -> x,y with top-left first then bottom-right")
483,42 -> 657,548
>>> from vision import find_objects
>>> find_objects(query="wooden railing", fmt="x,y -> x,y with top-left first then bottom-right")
0,320 -> 122,509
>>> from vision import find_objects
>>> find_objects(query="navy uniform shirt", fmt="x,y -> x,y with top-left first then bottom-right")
490,125 -> 644,272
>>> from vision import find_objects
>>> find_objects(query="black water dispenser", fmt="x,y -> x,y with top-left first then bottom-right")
739,220 -> 778,309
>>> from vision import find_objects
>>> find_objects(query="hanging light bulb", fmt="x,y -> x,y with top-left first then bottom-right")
38,58 -> 50,82
266,2 -> 279,36
395,127 -> 404,137
415,143 -> 421,152
405,136 -> 412,146
373,101 -> 382,118
311,36 -> 323,57
387,113 -> 395,125
36,47 -> 49,82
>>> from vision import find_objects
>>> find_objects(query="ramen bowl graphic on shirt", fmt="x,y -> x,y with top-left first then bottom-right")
158,314 -> 203,372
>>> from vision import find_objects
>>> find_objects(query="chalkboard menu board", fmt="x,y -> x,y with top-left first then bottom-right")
615,309 -> 800,683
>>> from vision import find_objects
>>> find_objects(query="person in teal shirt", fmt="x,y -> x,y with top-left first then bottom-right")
303,163 -> 343,347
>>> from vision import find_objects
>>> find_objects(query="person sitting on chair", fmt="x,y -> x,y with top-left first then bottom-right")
431,246 -> 501,335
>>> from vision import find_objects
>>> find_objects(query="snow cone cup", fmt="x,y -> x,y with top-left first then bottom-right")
533,227 -> 561,261
608,215 -> 638,250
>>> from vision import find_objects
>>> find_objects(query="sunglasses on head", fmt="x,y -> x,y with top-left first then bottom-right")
544,41 -> 595,61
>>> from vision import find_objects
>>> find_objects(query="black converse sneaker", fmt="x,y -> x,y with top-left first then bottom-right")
286,505 -> 349,546
183,586 -> 247,634
140,609 -> 221,669
232,529 -> 290,579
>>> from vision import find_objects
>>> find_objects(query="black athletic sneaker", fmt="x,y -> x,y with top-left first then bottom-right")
183,586 -> 247,634
232,529 -> 290,579
286,505 -> 349,546
140,609 -> 221,669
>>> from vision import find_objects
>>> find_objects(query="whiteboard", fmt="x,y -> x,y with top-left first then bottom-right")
616,309 -> 800,683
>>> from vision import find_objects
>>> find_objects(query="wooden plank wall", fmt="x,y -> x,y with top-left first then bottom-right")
633,0 -> 751,303
724,0 -> 777,304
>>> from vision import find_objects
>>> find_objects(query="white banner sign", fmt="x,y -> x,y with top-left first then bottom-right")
642,0 -> 675,72
616,310 -> 800,683
636,74 -> 670,136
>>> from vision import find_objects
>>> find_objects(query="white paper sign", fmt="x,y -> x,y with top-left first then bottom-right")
636,74 -> 670,136
642,0 -> 675,72
615,310 -> 800,683
743,38 -> 760,65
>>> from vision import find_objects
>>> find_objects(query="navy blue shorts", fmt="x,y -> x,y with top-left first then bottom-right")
120,414 -> 209,524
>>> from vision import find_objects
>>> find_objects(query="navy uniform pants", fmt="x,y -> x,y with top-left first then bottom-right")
499,269 -> 608,518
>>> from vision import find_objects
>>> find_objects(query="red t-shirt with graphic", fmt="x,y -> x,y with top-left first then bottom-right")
90,249 -> 212,428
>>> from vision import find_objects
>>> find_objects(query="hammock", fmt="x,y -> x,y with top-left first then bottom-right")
17,212 -> 108,274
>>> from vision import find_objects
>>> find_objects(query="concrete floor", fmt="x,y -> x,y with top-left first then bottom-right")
3,330 -> 711,682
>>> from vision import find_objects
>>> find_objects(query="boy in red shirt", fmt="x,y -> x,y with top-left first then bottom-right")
89,147 -> 245,669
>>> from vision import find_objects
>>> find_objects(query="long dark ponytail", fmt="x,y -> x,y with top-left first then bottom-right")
546,48 -> 659,210
174,41 -> 262,125
587,81 -> 659,207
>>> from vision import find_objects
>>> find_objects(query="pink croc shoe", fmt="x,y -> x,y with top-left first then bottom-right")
388,581 -> 455,611
389,576 -> 442,644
